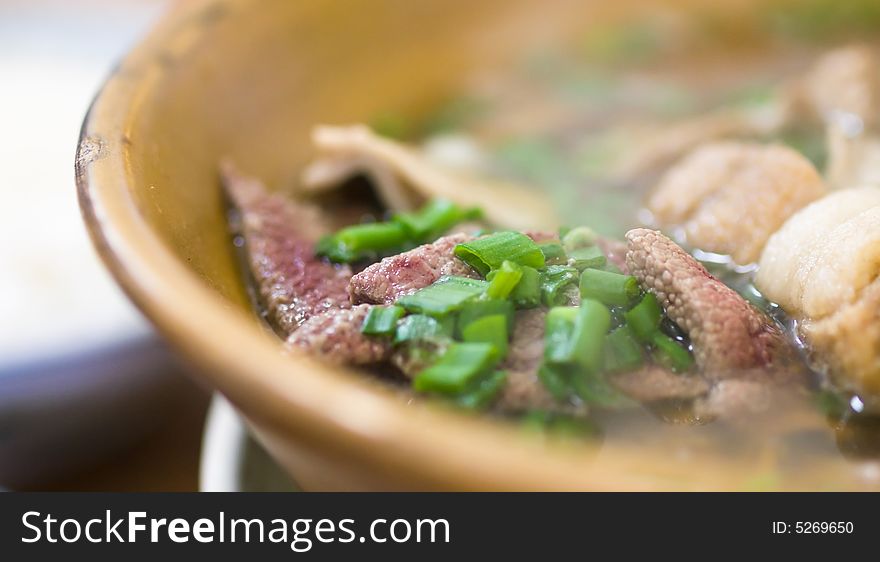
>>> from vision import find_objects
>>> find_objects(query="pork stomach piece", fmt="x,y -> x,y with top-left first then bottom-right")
757,187 -> 880,400
792,46 -> 880,188
646,142 -> 825,265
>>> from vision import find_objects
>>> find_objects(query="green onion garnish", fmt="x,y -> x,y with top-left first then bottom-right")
624,292 -> 662,343
603,325 -> 644,373
461,314 -> 509,358
393,314 -> 453,344
601,262 -> 623,274
360,305 -> 405,336
485,260 -> 523,300
561,226 -> 598,252
317,199 -> 480,263
510,265 -> 541,308
651,333 -> 694,373
568,245 -> 607,271
544,307 -> 579,364
570,369 -> 629,407
394,199 -> 480,239
538,363 -> 573,401
316,221 -> 408,263
397,276 -> 488,317
454,231 -> 545,276
456,299 -> 515,337
539,242 -> 568,265
579,268 -> 640,307
540,265 -> 579,306
455,370 -> 507,410
570,299 -> 612,373
413,342 -> 500,394
521,411 -> 601,438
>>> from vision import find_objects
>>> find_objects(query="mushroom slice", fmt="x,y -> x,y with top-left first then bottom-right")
646,142 -> 826,265
302,125 -> 558,230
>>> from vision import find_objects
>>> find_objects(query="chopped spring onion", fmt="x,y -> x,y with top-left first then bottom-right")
394,199 -> 480,239
316,221 -> 408,262
539,242 -> 568,265
569,245 -> 607,271
601,261 -> 623,274
456,299 -> 515,337
521,411 -> 601,438
570,369 -> 629,407
651,332 -> 694,373
570,299 -> 612,373
540,265 -> 579,306
485,260 -> 523,300
562,226 -> 598,252
454,231 -> 545,276
393,314 -> 453,344
413,342 -> 500,394
455,370 -> 507,410
462,314 -> 509,357
361,305 -> 405,336
544,307 -> 579,364
397,276 -> 488,317
603,325 -> 644,373
317,199 -> 479,263
511,265 -> 541,308
624,292 -> 662,343
538,363 -> 573,402
579,268 -> 640,307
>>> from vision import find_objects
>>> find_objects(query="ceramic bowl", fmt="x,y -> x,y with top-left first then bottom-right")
77,0 -> 874,490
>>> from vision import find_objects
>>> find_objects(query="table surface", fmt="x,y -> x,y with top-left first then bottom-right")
1,0 -> 205,492
35,385 -> 209,492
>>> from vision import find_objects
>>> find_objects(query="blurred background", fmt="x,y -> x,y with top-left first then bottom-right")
0,0 -> 208,491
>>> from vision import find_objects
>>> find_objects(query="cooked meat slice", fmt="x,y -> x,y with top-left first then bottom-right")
349,232 -> 479,305
303,125 -> 559,230
610,366 -> 709,403
646,142 -> 825,264
287,304 -> 392,365
693,380 -> 774,419
596,237 -> 629,273
390,340 -> 450,376
221,161 -> 352,336
625,228 -> 788,375
496,309 -> 586,415
350,230 -> 558,305
387,308 -> 585,415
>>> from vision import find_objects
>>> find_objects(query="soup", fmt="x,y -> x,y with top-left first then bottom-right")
223,2 -> 880,489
